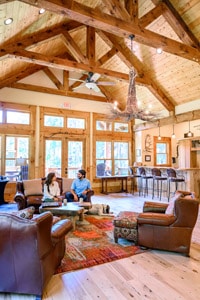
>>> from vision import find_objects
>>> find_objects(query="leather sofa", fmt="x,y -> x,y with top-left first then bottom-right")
137,191 -> 199,256
14,177 -> 94,213
0,211 -> 72,296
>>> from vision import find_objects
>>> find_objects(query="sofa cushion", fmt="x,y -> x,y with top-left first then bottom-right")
12,206 -> 35,219
165,193 -> 183,215
23,179 -> 43,196
62,178 -> 73,193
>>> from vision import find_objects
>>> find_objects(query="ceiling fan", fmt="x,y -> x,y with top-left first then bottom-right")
70,72 -> 116,93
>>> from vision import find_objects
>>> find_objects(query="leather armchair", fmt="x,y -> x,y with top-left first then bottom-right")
14,177 -> 94,213
0,211 -> 73,296
137,191 -> 199,256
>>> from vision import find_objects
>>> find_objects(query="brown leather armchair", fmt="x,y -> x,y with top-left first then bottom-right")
137,191 -> 199,256
0,211 -> 73,297
14,177 -> 94,213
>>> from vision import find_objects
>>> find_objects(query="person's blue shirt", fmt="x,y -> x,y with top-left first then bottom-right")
71,178 -> 91,196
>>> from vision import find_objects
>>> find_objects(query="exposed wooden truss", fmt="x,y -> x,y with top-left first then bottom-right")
0,0 -> 200,115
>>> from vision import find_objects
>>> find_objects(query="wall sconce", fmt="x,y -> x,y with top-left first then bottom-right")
171,124 -> 176,139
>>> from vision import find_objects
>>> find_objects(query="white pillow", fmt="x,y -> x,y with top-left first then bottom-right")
165,193 -> 183,215
62,178 -> 73,193
23,179 -> 43,196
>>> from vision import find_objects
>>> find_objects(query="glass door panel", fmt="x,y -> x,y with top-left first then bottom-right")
45,140 -> 62,177
67,140 -> 83,178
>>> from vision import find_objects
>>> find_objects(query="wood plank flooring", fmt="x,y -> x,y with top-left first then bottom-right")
0,192 -> 200,300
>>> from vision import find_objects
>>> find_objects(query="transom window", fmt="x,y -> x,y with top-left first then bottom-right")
44,115 -> 64,127
7,111 -> 30,124
67,118 -> 85,129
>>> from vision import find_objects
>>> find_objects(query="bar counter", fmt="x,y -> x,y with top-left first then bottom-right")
141,167 -> 200,201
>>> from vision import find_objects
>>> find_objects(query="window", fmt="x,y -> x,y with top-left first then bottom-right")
44,115 -> 64,127
7,111 -> 30,124
96,120 -> 112,131
96,141 -> 129,176
67,118 -> 85,129
5,136 -> 29,181
114,122 -> 128,132
154,137 -> 171,166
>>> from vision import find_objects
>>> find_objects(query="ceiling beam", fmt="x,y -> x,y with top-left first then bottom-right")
19,0 -> 200,63
10,82 -> 108,102
61,31 -> 88,64
98,31 -> 175,112
139,3 -> 165,28
152,0 -> 200,48
8,49 -> 130,81
134,109 -> 200,131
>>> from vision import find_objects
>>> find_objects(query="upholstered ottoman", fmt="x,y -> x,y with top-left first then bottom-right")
113,211 -> 139,244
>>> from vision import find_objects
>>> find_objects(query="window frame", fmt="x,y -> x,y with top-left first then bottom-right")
153,136 -> 172,167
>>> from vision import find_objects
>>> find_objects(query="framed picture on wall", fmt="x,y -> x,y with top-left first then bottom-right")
145,155 -> 151,162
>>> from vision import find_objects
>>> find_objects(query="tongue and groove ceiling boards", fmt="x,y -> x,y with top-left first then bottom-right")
0,0 -> 200,124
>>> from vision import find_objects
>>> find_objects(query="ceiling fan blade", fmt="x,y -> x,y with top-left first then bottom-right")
85,82 -> 101,93
96,81 -> 116,86
69,78 -> 85,83
90,73 -> 101,82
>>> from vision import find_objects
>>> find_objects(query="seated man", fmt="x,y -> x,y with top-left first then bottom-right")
66,169 -> 91,202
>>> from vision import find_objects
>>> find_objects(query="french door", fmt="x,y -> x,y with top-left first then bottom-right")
45,137 -> 85,178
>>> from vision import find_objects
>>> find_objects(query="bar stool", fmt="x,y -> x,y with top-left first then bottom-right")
128,166 -> 141,194
138,167 -> 153,197
167,168 -> 185,201
151,168 -> 168,201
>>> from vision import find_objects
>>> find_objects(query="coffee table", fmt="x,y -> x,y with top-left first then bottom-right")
39,202 -> 92,230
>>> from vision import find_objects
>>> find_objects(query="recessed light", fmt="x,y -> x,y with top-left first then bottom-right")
39,8 -> 46,14
156,48 -> 162,54
4,18 -> 13,25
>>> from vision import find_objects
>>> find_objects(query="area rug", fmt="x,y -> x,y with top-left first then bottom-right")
56,215 -> 144,274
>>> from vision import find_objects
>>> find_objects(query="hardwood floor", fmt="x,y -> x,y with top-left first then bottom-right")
0,192 -> 200,300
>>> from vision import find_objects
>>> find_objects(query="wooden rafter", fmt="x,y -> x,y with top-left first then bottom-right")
98,31 -> 175,112
152,0 -> 200,48
19,0 -> 200,62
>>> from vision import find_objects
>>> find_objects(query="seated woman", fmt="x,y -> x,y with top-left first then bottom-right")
43,172 -> 62,202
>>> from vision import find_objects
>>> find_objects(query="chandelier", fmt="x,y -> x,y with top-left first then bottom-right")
109,35 -> 158,122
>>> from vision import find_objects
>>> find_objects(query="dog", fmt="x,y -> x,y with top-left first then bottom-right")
87,204 -> 112,216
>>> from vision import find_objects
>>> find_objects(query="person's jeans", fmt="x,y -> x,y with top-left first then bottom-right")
65,192 -> 87,202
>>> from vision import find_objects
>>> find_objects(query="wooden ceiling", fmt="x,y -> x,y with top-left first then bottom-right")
0,0 -> 200,119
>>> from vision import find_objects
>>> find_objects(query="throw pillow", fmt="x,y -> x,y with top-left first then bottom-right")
62,178 -> 73,192
12,206 -> 35,219
23,179 -> 43,196
165,193 -> 183,215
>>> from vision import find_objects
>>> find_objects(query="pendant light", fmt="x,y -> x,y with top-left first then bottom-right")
171,124 -> 176,139
187,121 -> 193,137
158,124 -> 161,140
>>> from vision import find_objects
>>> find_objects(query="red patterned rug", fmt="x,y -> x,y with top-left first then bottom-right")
56,215 -> 144,274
